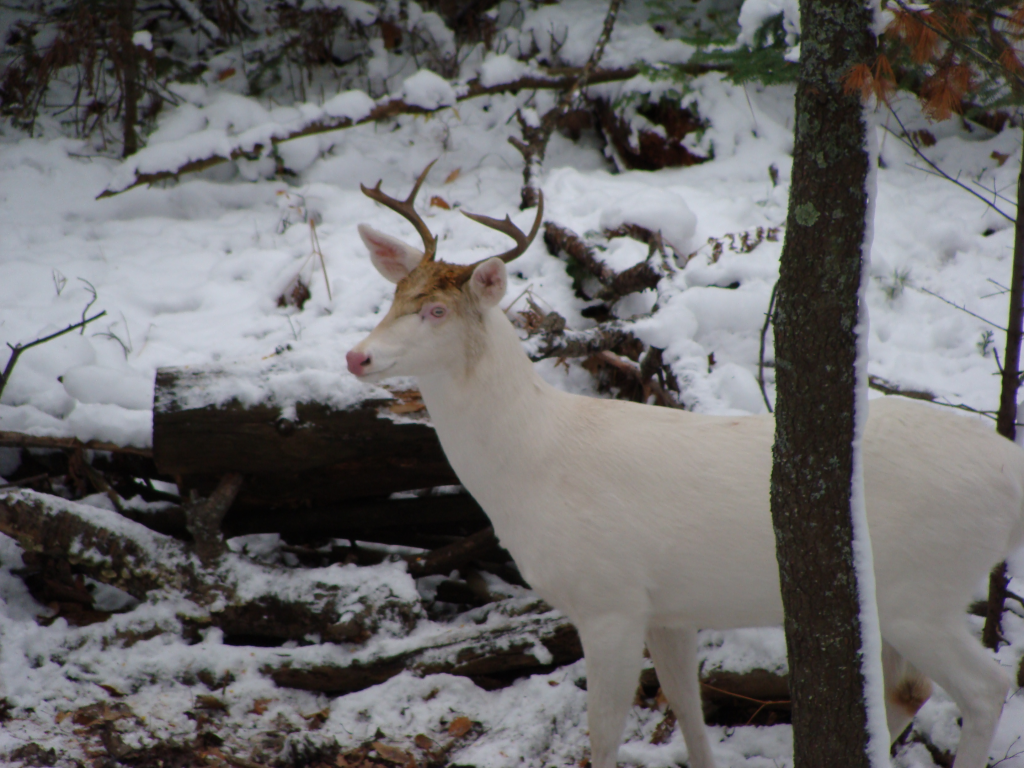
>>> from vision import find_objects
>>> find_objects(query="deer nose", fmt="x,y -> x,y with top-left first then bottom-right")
346,349 -> 371,375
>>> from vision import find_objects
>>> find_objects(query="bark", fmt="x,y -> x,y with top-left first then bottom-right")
769,1 -> 879,766
154,368 -> 458,507
184,472 -> 243,563
983,143 -> 1024,649
406,525 -> 500,577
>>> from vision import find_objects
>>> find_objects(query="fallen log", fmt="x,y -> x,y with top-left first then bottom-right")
120,488 -> 490,545
267,599 -> 582,693
267,595 -> 790,722
154,367 -> 459,511
0,489 -> 423,643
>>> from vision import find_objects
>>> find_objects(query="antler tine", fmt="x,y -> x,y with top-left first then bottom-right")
461,192 -> 544,263
360,159 -> 439,261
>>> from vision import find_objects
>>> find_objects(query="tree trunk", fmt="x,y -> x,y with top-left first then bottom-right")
770,1 -> 884,766
982,143 -> 1024,649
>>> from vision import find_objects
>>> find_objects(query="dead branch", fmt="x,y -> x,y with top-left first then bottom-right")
267,600 -> 580,693
0,431 -> 152,457
593,350 -> 680,408
524,320 -> 637,361
917,286 -> 1006,331
604,223 -> 666,256
170,0 -> 221,40
184,473 -> 243,563
866,375 -> 935,401
97,67 -> 656,198
509,0 -> 624,208
0,489 -> 420,644
543,222 -> 662,302
0,311 -> 107,400
758,282 -> 777,413
407,525 -> 499,577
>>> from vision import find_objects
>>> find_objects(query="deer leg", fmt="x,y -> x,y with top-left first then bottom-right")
577,615 -> 647,768
646,626 -> 716,768
881,639 -> 933,743
884,619 -> 1009,768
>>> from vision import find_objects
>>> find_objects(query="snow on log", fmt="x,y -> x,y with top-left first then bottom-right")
267,598 -> 582,693
0,489 -> 424,644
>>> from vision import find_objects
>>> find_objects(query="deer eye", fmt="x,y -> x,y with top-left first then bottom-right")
421,303 -> 447,321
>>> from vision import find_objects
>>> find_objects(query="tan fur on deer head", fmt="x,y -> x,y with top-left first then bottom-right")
346,165 -> 542,381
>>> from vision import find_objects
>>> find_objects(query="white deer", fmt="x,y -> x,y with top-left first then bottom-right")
346,165 -> 1023,768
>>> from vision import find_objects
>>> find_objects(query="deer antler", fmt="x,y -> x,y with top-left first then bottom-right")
360,160 -> 439,261
461,193 -> 544,263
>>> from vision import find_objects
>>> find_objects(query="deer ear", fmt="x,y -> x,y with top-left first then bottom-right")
469,257 -> 508,308
359,224 -> 424,283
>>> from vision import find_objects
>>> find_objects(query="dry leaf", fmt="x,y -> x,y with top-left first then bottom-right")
390,401 -> 426,414
195,695 -> 227,711
372,742 -> 414,764
992,151 -> 1010,166
251,698 -> 273,715
278,275 -> 311,310
98,683 -> 125,697
429,195 -> 451,210
447,716 -> 473,738
217,67 -> 237,81
444,168 -> 461,184
414,734 -> 436,752
55,710 -> 72,724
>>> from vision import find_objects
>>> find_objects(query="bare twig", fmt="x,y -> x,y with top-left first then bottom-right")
0,430 -> 151,457
884,109 -> 1015,223
917,286 -> 1006,331
758,282 -> 777,413
310,220 -> 332,301
699,682 -> 789,726
0,311 -> 107,400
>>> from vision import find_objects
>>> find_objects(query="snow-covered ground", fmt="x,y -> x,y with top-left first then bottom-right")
2,3 -> 1024,765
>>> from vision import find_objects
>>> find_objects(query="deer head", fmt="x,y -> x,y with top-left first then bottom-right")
346,162 -> 543,381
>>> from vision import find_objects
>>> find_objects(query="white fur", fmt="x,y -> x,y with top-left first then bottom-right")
350,252 -> 1021,768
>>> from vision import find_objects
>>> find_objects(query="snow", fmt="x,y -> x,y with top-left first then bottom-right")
737,0 -> 801,47
1,0 -> 1024,764
852,101 -> 893,768
478,54 -> 532,88
132,31 -> 153,51
400,70 -> 457,111
598,187 -> 697,253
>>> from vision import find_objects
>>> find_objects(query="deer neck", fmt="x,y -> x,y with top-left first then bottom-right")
415,307 -> 559,482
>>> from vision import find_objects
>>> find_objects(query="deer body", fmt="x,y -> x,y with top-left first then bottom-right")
348,170 -> 1021,768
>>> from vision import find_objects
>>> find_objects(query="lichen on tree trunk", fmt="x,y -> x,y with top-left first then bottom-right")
769,1 -> 880,766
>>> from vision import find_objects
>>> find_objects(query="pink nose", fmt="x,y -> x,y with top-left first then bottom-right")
346,349 -> 370,375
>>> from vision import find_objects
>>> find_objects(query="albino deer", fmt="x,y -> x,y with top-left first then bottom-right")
347,164 -> 1023,768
